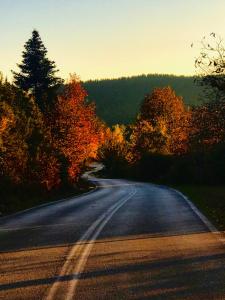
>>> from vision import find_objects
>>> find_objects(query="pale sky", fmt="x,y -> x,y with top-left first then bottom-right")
1,0 -> 225,81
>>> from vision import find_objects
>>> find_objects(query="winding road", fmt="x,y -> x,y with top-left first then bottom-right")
0,166 -> 225,299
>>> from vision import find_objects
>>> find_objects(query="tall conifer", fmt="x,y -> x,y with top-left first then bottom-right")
12,30 -> 62,112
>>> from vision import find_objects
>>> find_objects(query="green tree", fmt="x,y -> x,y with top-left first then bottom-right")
12,30 -> 62,112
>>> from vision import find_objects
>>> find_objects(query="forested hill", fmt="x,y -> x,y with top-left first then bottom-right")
84,74 -> 204,125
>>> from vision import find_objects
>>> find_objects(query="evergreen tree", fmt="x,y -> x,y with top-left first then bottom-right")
12,30 -> 63,112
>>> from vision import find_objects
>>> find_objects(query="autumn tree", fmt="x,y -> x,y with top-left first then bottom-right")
0,75 -> 60,190
0,72 -> 105,191
130,119 -> 167,160
97,124 -> 134,176
132,87 -> 190,157
98,124 -> 130,166
0,77 -> 28,184
52,75 -> 103,182
12,30 -> 62,113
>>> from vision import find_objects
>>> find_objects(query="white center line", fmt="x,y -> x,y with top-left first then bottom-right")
45,185 -> 136,300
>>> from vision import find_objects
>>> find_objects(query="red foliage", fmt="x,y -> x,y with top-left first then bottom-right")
53,76 -> 103,182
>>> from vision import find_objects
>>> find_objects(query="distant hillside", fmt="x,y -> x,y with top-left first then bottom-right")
84,74 -> 204,125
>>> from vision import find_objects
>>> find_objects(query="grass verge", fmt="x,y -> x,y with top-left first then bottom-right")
0,179 -> 95,217
173,185 -> 225,231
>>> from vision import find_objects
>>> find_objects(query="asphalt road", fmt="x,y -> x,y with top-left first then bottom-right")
0,171 -> 225,299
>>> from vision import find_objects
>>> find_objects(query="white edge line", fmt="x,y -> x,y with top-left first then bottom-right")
172,188 -> 218,232
169,187 -> 225,245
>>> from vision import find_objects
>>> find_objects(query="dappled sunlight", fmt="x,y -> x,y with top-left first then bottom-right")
74,231 -> 225,300
0,231 -> 224,299
0,244 -> 68,299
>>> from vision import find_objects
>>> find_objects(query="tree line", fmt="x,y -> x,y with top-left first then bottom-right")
84,74 -> 204,125
99,34 -> 225,185
99,86 -> 224,184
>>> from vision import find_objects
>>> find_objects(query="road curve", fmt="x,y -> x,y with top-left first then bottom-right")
0,173 -> 225,299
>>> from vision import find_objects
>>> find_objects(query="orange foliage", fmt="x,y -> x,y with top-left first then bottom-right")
53,75 -> 103,182
0,116 -> 11,135
0,74 -> 105,190
0,102 -> 15,140
135,86 -> 191,155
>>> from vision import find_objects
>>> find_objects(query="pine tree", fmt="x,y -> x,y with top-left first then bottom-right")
12,30 -> 63,112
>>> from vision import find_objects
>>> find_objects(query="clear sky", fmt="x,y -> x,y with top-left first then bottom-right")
1,0 -> 225,81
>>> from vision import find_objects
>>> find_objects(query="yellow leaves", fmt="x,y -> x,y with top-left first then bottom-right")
133,86 -> 190,156
157,119 -> 167,136
98,123 -> 131,165
109,125 -> 126,145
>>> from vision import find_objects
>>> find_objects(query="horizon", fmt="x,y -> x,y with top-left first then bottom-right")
83,72 -> 198,83
1,0 -> 225,81
0,70 -> 197,83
